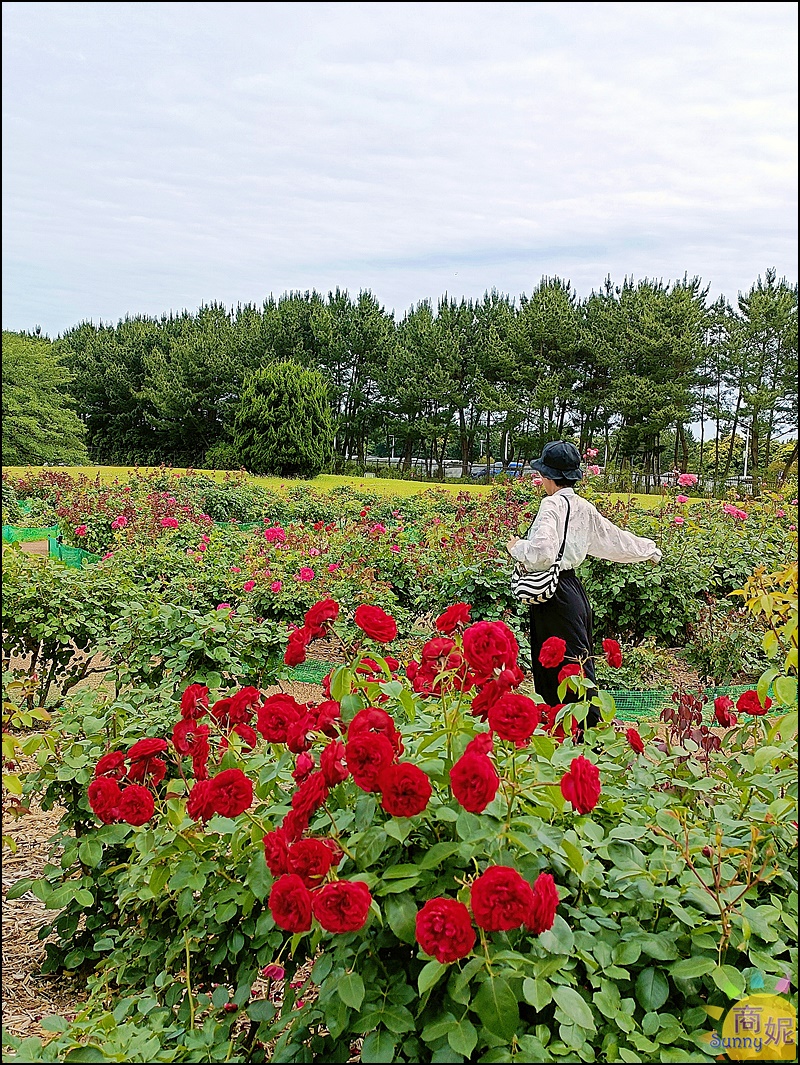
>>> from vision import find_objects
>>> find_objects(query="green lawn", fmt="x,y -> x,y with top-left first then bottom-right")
3,465 -> 670,506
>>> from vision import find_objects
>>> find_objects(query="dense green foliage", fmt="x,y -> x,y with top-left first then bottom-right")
2,572 -> 797,1063
233,362 -> 333,476
1,331 -> 89,466
47,273 -> 797,481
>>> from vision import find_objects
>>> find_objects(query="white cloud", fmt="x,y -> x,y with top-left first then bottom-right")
2,0 -> 796,333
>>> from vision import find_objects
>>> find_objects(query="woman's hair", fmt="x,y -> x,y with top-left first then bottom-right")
551,476 -> 574,489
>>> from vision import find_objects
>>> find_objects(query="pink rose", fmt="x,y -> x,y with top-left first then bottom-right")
676,494 -> 689,503
298,568 -> 315,582
243,580 -> 255,592
673,516 -> 685,525
271,581 -> 283,593
75,524 -> 88,537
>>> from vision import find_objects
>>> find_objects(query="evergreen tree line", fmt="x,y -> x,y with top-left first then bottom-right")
5,269 -> 797,481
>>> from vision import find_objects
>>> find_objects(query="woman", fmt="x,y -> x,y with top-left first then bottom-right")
506,441 -> 661,725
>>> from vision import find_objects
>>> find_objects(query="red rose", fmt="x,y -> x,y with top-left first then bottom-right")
379,763 -> 432,817
209,696 -> 234,726
560,755 -> 601,814
187,779 -> 217,821
557,663 -> 584,684
736,689 -> 772,716
94,751 -> 126,780
292,752 -> 315,784
313,880 -> 372,933
462,621 -> 519,684
229,723 -> 258,750
172,719 -> 210,757
286,713 -> 316,754
526,872 -> 559,935
470,866 -> 535,932
345,733 -> 395,792
257,694 -> 303,744
87,777 -> 122,823
180,683 -> 209,720
422,637 -> 457,661
312,700 -> 343,738
290,771 -> 329,818
713,696 -> 737,728
538,637 -> 567,669
602,639 -> 623,669
229,686 -> 261,723
436,602 -> 472,634
116,784 -> 155,826
127,738 -> 168,762
263,828 -> 290,876
470,667 -> 523,721
284,626 -> 309,666
416,898 -> 475,964
348,707 -> 403,756
626,728 -> 645,754
127,755 -> 167,786
286,838 -> 334,887
464,732 -> 493,757
487,693 -> 541,746
304,599 -> 340,639
450,752 -> 500,813
281,808 -> 310,843
207,768 -> 253,818
320,740 -> 350,786
269,874 -> 313,933
354,604 -> 397,643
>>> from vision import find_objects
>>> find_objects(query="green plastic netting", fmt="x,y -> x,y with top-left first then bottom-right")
47,538 -> 101,568
2,524 -> 59,543
216,521 -> 260,533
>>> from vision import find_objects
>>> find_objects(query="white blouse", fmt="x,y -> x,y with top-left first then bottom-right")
509,488 -> 662,572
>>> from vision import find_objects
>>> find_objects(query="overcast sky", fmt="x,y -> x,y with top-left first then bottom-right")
2,1 -> 797,337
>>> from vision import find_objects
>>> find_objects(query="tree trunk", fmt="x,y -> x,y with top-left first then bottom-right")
778,441 -> 798,486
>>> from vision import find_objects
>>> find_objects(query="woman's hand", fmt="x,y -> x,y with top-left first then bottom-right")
506,536 -> 520,555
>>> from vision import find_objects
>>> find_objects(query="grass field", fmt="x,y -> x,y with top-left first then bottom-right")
2,466 -> 671,506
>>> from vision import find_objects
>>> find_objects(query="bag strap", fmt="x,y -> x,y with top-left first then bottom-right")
554,497 -> 571,563
523,495 -> 571,559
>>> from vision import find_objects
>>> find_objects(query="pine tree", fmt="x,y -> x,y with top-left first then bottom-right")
232,362 -> 333,476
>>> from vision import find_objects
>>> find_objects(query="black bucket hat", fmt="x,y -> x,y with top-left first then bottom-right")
530,440 -> 583,482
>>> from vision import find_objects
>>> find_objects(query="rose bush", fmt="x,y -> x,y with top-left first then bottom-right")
6,579 -> 797,1064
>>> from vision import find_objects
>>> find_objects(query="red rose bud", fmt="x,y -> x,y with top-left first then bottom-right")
415,898 -> 475,964
602,638 -> 623,669
526,872 -> 559,935
626,728 -> 645,754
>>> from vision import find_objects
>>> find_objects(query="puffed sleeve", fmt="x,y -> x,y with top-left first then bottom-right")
509,496 -> 562,572
588,509 -> 661,563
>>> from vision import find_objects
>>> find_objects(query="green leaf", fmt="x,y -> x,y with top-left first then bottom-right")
77,839 -> 103,867
560,839 -> 585,874
384,893 -> 417,944
247,999 -> 276,1022
537,914 -> 574,955
669,956 -> 716,979
330,665 -> 353,704
522,977 -> 552,1011
635,967 -> 669,1011
774,675 -> 798,708
711,964 -> 746,1000
473,975 -> 519,1041
552,985 -> 595,1031
64,1049 -> 111,1063
418,842 -> 460,869
361,1030 -> 396,1063
245,850 -> 272,901
448,1018 -> 478,1057
338,972 -> 365,1011
418,959 -> 447,994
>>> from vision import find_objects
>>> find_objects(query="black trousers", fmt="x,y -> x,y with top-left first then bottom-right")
528,569 -> 599,727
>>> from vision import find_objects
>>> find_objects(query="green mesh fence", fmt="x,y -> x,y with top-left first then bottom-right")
216,521 -> 260,533
3,523 -> 59,543
283,659 -> 770,721
47,538 -> 101,568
